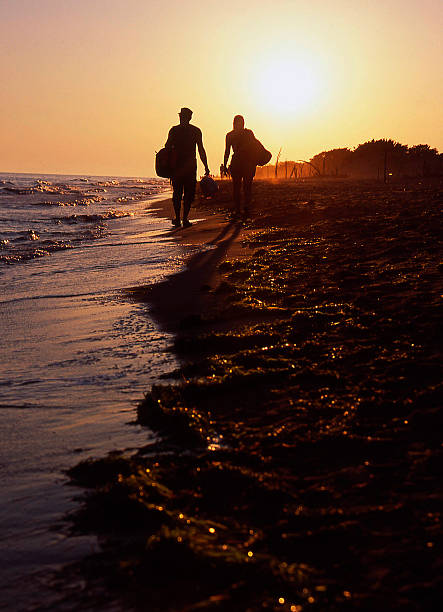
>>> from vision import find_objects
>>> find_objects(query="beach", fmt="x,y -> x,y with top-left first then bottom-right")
68,177 -> 443,611
3,0 -> 442,608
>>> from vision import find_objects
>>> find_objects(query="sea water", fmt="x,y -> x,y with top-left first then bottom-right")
0,173 -> 195,610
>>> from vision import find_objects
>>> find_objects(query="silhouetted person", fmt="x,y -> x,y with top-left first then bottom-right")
165,107 -> 210,228
223,115 -> 256,218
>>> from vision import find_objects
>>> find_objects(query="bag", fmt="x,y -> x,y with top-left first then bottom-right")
155,147 -> 176,178
200,175 -> 218,197
250,138 -> 272,166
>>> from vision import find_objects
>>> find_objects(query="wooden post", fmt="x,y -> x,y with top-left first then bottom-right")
275,147 -> 282,178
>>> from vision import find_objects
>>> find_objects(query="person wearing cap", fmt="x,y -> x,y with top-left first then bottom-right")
165,107 -> 210,228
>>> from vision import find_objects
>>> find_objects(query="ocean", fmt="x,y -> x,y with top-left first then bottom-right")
0,173 -> 194,610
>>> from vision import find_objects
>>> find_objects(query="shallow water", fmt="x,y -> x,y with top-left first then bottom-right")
0,175 -> 197,610
0,173 -> 169,265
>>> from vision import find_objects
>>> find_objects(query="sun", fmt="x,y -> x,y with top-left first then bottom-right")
253,56 -> 323,116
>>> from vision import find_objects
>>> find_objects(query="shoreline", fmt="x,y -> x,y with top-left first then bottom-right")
0,188 -> 184,612
69,177 -> 442,611
132,192 -> 254,332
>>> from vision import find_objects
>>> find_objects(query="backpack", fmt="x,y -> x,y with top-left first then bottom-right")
249,137 -> 272,166
238,131 -> 272,167
155,147 -> 176,178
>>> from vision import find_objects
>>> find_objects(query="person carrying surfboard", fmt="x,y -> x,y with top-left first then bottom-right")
165,107 -> 210,228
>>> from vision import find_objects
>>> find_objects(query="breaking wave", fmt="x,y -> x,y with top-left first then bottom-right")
0,173 -> 170,269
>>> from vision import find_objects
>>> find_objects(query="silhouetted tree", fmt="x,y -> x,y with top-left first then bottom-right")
255,140 -> 441,180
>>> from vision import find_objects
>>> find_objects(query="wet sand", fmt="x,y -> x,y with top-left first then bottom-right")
131,196 -> 254,331
0,198 -> 187,611
69,177 -> 442,611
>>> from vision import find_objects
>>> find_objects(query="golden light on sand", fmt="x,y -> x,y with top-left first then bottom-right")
253,55 -> 324,116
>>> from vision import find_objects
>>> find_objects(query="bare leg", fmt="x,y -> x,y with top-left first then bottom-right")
172,198 -> 181,224
232,173 -> 242,215
172,180 -> 183,224
182,199 -> 192,224
182,175 -> 196,226
243,174 -> 254,216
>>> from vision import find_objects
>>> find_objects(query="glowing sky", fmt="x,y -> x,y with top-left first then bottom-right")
1,0 -> 442,176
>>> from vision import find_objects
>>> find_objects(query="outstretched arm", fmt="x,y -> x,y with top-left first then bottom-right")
197,132 -> 210,175
223,134 -> 231,168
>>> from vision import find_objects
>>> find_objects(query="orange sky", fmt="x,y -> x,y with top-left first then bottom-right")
1,0 -> 442,176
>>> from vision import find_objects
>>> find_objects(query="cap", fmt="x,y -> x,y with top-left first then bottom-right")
179,107 -> 193,118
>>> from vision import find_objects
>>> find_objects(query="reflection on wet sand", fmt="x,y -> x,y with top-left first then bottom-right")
69,177 -> 442,611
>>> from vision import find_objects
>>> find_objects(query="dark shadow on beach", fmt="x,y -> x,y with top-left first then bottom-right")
133,220 -> 243,331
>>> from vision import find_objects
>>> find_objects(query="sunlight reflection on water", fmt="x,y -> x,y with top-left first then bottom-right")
0,188 -> 201,610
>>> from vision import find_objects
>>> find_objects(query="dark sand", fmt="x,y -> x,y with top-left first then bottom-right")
69,178 -> 442,611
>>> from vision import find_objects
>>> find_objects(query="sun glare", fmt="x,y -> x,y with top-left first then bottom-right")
254,56 -> 323,116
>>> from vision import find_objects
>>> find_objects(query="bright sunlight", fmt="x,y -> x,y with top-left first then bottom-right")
253,55 -> 324,116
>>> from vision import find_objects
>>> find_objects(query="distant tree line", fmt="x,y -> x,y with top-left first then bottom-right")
255,139 -> 442,180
